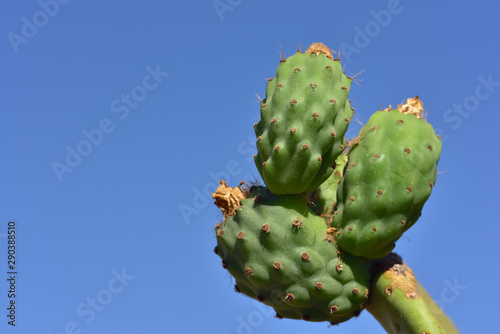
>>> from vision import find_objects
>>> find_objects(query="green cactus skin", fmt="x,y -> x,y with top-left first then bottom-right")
367,254 -> 459,334
309,153 -> 348,217
214,185 -> 371,324
254,43 -> 353,195
212,39 -> 457,330
333,102 -> 442,259
416,281 -> 460,333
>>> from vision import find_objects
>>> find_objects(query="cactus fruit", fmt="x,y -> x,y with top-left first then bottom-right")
212,43 -> 457,332
254,43 -> 353,195
213,181 -> 371,323
332,97 -> 442,259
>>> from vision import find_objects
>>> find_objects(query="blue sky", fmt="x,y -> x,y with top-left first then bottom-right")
1,1 -> 499,333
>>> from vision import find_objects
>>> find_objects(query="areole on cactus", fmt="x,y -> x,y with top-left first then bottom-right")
214,183 -> 371,324
211,42 -> 458,333
333,97 -> 442,259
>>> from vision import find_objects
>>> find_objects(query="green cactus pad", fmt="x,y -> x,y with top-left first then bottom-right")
254,43 -> 353,195
214,182 -> 371,324
333,97 -> 442,259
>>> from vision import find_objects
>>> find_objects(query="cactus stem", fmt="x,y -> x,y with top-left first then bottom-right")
367,254 -> 459,334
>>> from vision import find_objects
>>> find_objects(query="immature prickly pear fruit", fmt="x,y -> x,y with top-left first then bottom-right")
254,43 -> 353,195
333,97 -> 442,259
213,181 -> 371,324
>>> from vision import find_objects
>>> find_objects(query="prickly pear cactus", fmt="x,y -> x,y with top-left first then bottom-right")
332,97 -> 442,259
211,43 -> 457,333
254,43 -> 353,195
213,182 -> 371,323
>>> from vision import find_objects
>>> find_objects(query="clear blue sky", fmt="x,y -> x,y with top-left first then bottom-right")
1,1 -> 499,333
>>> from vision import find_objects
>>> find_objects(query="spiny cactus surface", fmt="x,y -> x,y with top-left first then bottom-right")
254,43 -> 353,195
211,42 -> 456,333
332,97 -> 442,259
214,182 -> 371,323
